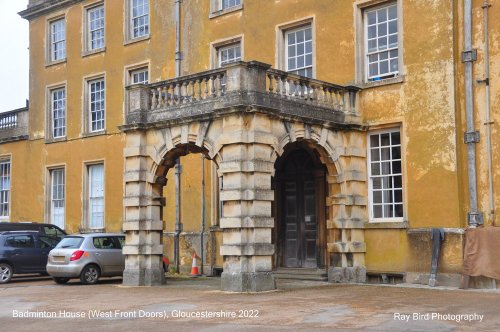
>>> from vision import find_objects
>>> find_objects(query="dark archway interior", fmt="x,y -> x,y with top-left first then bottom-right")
273,141 -> 327,269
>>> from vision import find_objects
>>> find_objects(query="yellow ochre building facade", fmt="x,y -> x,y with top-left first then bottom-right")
0,0 -> 496,291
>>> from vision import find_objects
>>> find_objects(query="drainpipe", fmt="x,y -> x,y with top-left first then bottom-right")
175,0 -> 182,77
173,0 -> 183,273
480,0 -> 495,225
174,160 -> 182,273
463,0 -> 483,228
200,155 -> 206,275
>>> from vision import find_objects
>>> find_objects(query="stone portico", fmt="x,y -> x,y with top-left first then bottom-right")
121,61 -> 367,291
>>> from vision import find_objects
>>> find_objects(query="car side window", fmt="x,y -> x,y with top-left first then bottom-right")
116,237 -> 125,249
39,236 -> 59,249
93,237 -> 119,249
5,235 -> 35,248
43,226 -> 65,239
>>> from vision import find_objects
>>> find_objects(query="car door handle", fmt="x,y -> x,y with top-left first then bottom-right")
95,253 -> 100,256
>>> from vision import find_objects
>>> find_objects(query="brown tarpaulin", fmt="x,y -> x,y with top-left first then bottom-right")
462,227 -> 500,279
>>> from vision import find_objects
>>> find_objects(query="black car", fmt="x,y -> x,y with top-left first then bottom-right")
0,222 -> 66,241
0,231 -> 59,284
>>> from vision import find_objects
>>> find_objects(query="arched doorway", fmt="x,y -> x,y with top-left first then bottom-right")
274,143 -> 327,269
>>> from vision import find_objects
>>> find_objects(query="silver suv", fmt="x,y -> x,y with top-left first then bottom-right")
46,233 -> 125,285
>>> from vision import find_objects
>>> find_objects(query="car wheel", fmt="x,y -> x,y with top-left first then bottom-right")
0,263 -> 13,284
53,277 -> 70,285
80,265 -> 100,285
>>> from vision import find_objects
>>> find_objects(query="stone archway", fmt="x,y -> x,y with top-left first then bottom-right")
273,121 -> 367,283
122,111 -> 367,289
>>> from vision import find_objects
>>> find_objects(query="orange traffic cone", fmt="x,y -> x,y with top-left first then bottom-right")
190,251 -> 201,277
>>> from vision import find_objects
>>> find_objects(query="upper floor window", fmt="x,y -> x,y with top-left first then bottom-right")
222,0 -> 241,10
87,5 -> 105,51
285,25 -> 313,78
130,68 -> 149,84
368,129 -> 403,221
50,19 -> 66,62
218,43 -> 241,67
365,3 -> 399,82
88,79 -> 105,132
51,88 -> 66,138
0,160 -> 10,218
131,0 -> 149,39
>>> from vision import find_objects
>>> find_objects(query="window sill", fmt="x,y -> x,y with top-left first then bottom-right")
45,59 -> 67,68
81,130 -> 107,138
82,47 -> 106,58
359,75 -> 404,90
365,220 -> 408,229
124,35 -> 150,46
209,4 -> 243,19
45,136 -> 67,144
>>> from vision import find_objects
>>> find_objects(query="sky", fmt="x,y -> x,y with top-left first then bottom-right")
0,0 -> 29,112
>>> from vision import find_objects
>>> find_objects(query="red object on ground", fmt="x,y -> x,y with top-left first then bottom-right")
190,251 -> 201,276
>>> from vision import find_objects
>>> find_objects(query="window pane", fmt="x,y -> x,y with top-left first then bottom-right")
388,5 -> 397,20
380,133 -> 390,146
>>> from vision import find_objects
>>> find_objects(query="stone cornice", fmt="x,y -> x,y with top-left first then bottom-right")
19,0 -> 84,20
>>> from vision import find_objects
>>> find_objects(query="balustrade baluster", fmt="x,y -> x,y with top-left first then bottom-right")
196,78 -> 203,100
216,74 -> 223,96
210,76 -> 216,97
275,75 -> 281,95
150,89 -> 157,109
268,73 -> 274,94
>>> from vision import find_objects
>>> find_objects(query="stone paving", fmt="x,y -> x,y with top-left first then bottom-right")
1,276 -> 499,331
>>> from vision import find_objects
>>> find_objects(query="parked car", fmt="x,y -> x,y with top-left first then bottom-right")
0,222 -> 67,241
0,231 -> 59,284
47,233 -> 169,285
47,233 -> 125,285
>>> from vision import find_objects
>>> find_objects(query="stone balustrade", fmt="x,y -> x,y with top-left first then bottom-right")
125,61 -> 361,128
0,106 -> 29,143
149,69 -> 226,110
266,68 -> 359,114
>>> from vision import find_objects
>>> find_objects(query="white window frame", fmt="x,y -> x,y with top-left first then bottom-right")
217,43 -> 242,67
0,159 -> 11,219
129,0 -> 149,40
48,168 -> 65,229
356,0 -> 403,84
364,2 -> 399,82
49,18 -> 66,62
87,163 -> 104,230
130,67 -> 149,85
367,128 -> 404,222
220,0 -> 241,10
87,78 -> 105,133
51,87 -> 66,138
86,4 -> 105,52
210,0 -> 243,17
285,25 -> 313,78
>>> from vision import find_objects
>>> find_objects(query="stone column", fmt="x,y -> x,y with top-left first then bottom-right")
218,114 -> 276,292
122,130 -> 165,286
326,131 -> 367,283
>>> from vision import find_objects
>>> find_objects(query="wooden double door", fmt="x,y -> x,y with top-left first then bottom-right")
276,149 -> 325,269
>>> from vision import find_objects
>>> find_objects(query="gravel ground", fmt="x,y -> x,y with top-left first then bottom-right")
1,275 -> 499,331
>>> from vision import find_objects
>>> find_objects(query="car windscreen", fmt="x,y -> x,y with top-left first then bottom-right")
55,236 -> 84,249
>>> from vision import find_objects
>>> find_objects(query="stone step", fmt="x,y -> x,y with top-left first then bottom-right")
273,268 -> 328,281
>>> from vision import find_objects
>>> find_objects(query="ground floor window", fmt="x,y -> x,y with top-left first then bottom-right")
49,168 -> 65,229
0,160 -> 10,217
368,128 -> 403,221
88,164 -> 104,229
